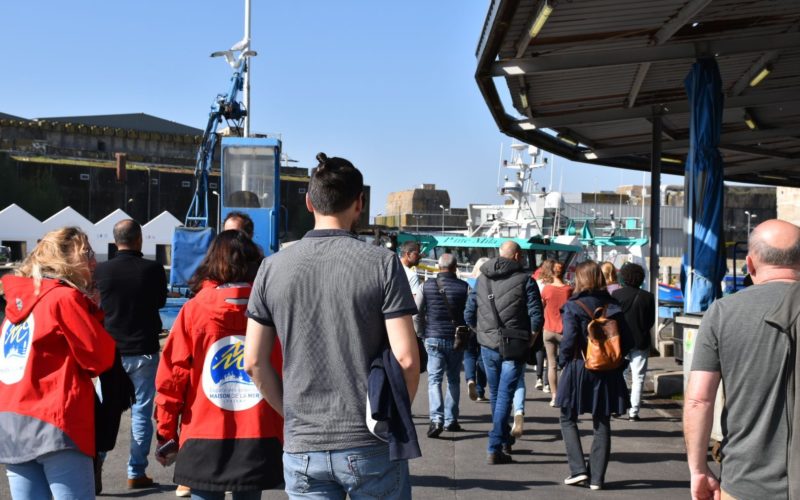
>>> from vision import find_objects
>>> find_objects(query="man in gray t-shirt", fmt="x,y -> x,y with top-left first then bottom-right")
243,153 -> 420,499
685,219 -> 800,500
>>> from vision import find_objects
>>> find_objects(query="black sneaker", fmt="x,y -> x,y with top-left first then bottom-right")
564,473 -> 589,485
444,422 -> 462,432
502,443 -> 513,455
486,451 -> 513,464
427,422 -> 444,438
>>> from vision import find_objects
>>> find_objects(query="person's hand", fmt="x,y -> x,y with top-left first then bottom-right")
155,448 -> 170,467
529,330 -> 541,348
155,437 -> 178,467
690,471 -> 721,500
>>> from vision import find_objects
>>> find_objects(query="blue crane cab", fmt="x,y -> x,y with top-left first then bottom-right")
220,137 -> 281,255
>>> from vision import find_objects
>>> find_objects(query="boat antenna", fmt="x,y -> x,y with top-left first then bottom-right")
555,162 -> 563,237
496,142 -> 504,196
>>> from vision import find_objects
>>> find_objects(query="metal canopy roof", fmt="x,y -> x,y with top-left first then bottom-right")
476,0 -> 800,187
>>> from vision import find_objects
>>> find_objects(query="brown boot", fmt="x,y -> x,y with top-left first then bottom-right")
127,476 -> 154,489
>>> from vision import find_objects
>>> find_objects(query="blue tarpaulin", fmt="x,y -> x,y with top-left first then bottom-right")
681,58 -> 727,313
169,227 -> 214,291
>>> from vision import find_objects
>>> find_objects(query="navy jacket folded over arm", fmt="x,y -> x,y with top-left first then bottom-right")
367,349 -> 422,461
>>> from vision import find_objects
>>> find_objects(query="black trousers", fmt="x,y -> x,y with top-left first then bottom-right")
559,407 -> 611,486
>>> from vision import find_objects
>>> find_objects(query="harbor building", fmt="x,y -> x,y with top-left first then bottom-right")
0,112 -> 370,261
374,184 -> 468,232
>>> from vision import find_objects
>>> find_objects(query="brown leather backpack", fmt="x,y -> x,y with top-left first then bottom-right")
576,300 -> 624,371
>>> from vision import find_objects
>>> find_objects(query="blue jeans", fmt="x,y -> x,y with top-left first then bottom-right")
425,337 -> 463,426
283,444 -> 410,499
191,490 -> 262,500
463,345 -> 486,397
481,347 -> 525,454
6,449 -> 95,499
513,367 -> 526,414
122,353 -> 159,479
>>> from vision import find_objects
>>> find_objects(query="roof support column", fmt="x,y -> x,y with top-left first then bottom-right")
649,114 -> 662,326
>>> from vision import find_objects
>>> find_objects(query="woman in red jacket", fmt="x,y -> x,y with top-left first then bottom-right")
155,230 -> 283,500
0,227 -> 116,499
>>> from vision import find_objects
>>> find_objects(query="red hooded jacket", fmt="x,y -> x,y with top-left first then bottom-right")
0,275 -> 116,461
155,281 -> 283,491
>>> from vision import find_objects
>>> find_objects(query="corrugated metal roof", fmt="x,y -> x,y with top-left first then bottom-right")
476,0 -> 800,187
0,112 -> 29,121
37,113 -> 202,136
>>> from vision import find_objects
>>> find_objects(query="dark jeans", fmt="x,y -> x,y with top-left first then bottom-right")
559,407 -> 611,486
535,347 -> 548,385
463,344 -> 486,397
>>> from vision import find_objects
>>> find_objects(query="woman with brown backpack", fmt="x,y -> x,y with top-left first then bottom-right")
555,260 -> 631,491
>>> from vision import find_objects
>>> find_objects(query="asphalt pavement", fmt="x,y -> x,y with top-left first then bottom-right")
0,357 -> 692,499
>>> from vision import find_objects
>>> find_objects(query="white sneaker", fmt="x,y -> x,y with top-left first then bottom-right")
590,484 -> 602,490
511,411 -> 524,438
535,378 -> 543,390
549,398 -> 556,407
543,384 -> 551,394
564,473 -> 589,485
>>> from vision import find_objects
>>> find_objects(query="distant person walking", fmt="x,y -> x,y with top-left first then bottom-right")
0,227 -> 116,499
557,261 -> 629,490
464,258 -> 489,402
419,253 -> 469,437
154,230 -> 282,499
612,263 -> 655,421
685,219 -> 800,500
244,153 -> 420,498
540,259 -> 573,406
95,219 -> 167,489
531,264 -> 551,395
467,240 -> 543,464
601,262 -> 621,294
400,240 -> 424,344
400,240 -> 423,308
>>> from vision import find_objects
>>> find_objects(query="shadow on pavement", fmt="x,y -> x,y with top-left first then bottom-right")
412,474 -> 556,491
100,482 -> 176,497
611,428 -> 684,439
603,479 -> 690,490
612,451 -> 687,464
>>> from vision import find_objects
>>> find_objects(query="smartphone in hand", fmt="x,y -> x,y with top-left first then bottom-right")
156,439 -> 178,466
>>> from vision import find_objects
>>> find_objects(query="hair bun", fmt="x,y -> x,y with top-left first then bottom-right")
316,152 -> 328,167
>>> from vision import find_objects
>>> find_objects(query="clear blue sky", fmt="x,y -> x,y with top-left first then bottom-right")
1,1 -> 683,217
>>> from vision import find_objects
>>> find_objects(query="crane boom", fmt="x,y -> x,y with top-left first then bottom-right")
184,66 -> 247,227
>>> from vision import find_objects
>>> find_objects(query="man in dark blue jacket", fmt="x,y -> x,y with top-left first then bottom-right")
466,241 -> 543,464
419,254 -> 469,438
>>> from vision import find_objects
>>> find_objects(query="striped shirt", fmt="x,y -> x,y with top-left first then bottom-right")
247,229 -> 417,452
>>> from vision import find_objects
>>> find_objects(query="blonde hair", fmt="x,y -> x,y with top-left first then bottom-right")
538,258 -> 557,284
16,227 -> 94,294
600,261 -> 618,285
472,257 -> 490,278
